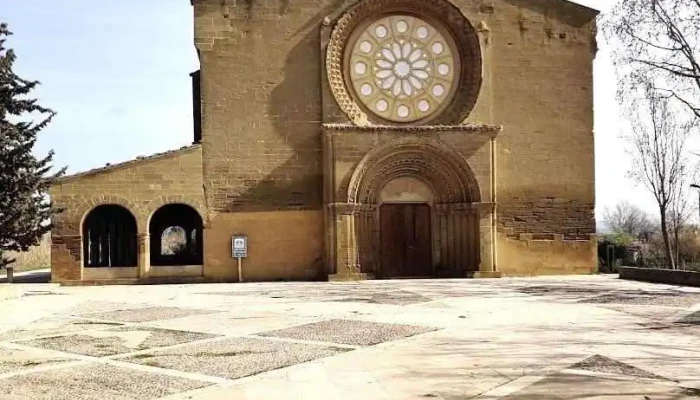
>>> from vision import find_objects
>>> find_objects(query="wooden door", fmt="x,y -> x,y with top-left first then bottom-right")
380,203 -> 433,278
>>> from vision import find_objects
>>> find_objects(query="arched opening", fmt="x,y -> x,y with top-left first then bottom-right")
347,141 -> 482,278
82,205 -> 138,268
149,204 -> 203,266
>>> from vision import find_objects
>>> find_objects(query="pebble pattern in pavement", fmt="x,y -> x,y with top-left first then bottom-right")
0,275 -> 699,399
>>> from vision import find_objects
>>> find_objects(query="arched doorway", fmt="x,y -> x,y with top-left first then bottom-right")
82,205 -> 138,268
149,204 -> 203,266
346,141 -> 482,278
379,177 -> 434,278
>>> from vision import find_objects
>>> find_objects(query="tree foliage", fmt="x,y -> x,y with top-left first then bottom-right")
0,23 -> 65,268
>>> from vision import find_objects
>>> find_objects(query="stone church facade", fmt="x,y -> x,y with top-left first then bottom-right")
49,0 -> 598,284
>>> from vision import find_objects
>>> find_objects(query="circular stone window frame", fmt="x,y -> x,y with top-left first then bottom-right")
346,14 -> 461,123
326,0 -> 483,126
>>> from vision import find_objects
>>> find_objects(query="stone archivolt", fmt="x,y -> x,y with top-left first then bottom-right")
347,140 -> 482,204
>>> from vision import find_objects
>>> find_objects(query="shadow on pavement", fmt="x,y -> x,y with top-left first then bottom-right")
0,269 -> 51,284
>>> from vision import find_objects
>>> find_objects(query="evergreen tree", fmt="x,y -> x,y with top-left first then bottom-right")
0,23 -> 65,269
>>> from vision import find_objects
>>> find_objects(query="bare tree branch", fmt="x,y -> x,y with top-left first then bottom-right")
602,202 -> 655,238
624,81 -> 694,269
604,0 -> 700,119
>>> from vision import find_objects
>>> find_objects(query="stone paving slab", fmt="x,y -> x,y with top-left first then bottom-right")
64,301 -> 153,316
18,326 -> 219,357
0,362 -> 210,400
0,346 -> 73,375
256,319 -> 438,346
79,306 -> 220,323
144,310 -> 320,336
2,317 -> 124,342
120,337 -> 350,380
330,290 -> 433,305
2,276 -> 700,399
0,285 -> 22,302
200,288 -> 427,305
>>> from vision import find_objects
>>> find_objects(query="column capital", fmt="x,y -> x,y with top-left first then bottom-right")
472,202 -> 496,213
328,202 -> 376,215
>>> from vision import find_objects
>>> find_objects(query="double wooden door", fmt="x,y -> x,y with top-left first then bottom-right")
379,203 -> 433,278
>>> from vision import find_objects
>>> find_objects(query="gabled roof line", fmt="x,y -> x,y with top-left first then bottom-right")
54,144 -> 201,185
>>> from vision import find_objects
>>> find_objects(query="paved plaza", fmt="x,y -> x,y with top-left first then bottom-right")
1,275 -> 700,399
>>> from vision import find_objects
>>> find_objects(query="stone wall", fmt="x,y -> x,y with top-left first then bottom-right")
49,146 -> 205,283
194,0 -> 333,280
488,0 -> 597,238
192,0 -> 597,278
498,233 -> 598,276
619,267 -> 700,288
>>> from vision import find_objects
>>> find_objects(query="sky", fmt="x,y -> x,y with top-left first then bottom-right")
1,0 -> 665,227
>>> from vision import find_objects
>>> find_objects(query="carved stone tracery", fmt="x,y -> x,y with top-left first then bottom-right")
326,0 -> 483,126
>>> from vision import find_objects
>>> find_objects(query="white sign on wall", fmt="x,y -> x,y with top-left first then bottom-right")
232,235 -> 248,259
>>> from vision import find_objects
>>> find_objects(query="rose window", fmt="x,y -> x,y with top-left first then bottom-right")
347,15 -> 458,123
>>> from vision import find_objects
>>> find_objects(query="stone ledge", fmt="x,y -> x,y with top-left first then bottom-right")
503,233 -> 597,243
619,266 -> 700,288
58,276 -> 208,287
466,271 -> 503,279
328,273 -> 371,282
323,123 -> 502,137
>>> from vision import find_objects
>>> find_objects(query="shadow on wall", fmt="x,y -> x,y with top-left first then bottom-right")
219,0 -> 347,214
221,28 -> 324,213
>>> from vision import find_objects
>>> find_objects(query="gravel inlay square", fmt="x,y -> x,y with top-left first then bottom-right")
580,292 -> 700,307
569,354 -> 669,380
331,290 -> 432,305
65,301 -> 151,316
256,319 -> 438,346
676,310 -> 700,325
516,285 -> 610,298
500,373 -> 684,400
121,337 -> 350,380
18,326 -> 219,357
80,306 -> 219,323
2,317 -> 124,342
0,362 -> 209,400
0,347 -> 73,374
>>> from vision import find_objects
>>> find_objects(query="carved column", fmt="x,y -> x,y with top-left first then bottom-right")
472,202 -> 501,278
356,204 -> 377,276
137,233 -> 150,279
328,203 -> 369,281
